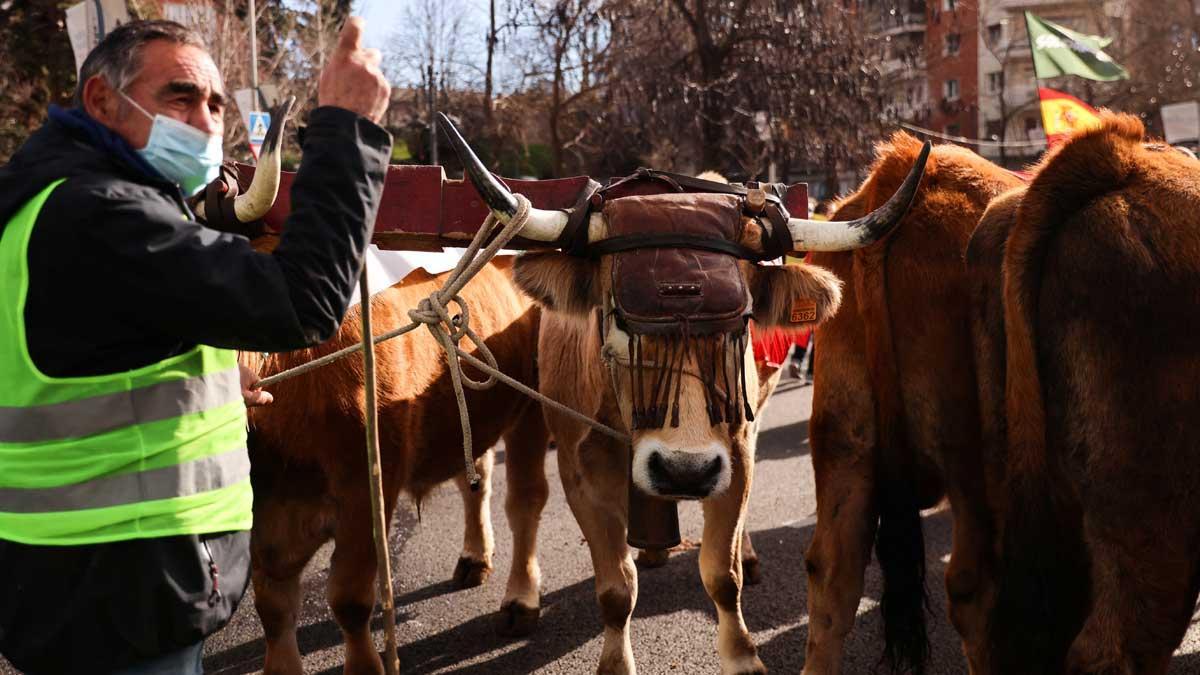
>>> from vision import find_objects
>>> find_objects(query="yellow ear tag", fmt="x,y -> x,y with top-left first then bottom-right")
789,298 -> 818,323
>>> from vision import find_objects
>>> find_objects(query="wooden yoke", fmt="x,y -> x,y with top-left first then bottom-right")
235,163 -> 809,252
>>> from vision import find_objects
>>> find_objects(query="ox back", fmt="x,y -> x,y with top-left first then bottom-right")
979,115 -> 1200,674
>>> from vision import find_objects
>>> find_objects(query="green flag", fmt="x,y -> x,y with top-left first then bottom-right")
1024,12 -> 1129,82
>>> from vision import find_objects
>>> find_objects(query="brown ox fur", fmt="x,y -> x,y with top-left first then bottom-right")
976,114 -> 1200,674
242,256 -> 550,674
512,217 -> 842,674
806,134 -> 1023,675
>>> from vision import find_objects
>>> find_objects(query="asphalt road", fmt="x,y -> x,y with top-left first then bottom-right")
5,372 -> 1200,673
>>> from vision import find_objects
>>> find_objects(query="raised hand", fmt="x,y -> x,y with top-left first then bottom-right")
318,17 -> 390,123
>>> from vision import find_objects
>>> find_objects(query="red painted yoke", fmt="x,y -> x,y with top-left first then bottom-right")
236,163 -> 810,251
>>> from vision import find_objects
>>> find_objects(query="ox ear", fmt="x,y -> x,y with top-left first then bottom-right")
747,263 -> 843,328
513,251 -> 603,317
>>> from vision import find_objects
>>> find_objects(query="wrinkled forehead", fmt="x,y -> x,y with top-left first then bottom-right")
127,40 -> 224,99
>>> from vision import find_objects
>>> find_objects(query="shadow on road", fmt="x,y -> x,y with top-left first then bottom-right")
204,511 -> 970,675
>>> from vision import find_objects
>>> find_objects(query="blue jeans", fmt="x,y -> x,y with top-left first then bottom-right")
109,641 -> 204,675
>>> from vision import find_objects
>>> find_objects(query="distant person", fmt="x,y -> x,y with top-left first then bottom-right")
0,17 -> 390,674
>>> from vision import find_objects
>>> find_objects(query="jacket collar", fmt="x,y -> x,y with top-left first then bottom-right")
47,105 -> 166,185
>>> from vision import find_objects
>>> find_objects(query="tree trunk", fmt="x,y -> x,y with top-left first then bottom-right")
550,50 -> 564,177
698,47 -> 725,171
484,0 -> 496,128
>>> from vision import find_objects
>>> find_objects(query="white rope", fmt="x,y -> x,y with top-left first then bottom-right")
255,197 -> 630,487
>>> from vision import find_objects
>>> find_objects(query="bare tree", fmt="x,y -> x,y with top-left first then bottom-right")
511,0 -> 610,176
598,0 -> 881,184
384,0 -> 474,163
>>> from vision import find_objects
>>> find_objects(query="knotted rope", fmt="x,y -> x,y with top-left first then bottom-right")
255,195 -> 629,488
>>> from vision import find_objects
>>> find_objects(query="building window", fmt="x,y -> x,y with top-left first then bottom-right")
944,0 -> 956,10
986,119 -> 1004,140
1024,116 -> 1041,139
987,71 -> 1005,93
944,79 -> 960,101
945,32 -> 961,55
988,23 -> 1003,45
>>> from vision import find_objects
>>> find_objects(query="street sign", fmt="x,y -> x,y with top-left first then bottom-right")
1162,101 -> 1200,145
65,0 -> 130,73
235,85 -> 281,159
247,111 -> 271,160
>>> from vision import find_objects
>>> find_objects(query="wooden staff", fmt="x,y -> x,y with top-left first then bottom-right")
359,267 -> 399,674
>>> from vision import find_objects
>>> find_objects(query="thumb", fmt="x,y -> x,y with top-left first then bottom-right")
336,16 -> 365,55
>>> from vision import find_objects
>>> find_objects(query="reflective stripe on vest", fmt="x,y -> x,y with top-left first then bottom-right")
0,367 -> 241,443
0,446 -> 249,513
0,180 -> 252,545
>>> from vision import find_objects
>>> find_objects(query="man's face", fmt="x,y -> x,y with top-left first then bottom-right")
85,39 -> 226,150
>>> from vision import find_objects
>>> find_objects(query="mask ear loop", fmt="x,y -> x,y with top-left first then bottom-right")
116,89 -> 156,124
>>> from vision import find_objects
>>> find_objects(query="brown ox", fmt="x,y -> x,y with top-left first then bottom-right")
243,257 -> 549,675
441,121 -> 927,673
971,114 -> 1200,674
804,134 -> 1022,674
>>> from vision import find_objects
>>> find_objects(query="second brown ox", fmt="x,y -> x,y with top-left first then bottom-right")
803,134 -> 1022,675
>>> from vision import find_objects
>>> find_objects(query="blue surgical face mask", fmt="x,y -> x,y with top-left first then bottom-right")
118,90 -> 223,197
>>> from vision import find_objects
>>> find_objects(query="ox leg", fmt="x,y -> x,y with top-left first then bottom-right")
559,435 -> 639,675
1064,513 -> 1198,675
251,469 -> 332,675
496,406 -> 550,637
635,546 -> 671,568
943,481 -> 995,674
327,486 -> 399,675
452,449 -> 495,589
741,526 -> 762,586
700,456 -> 766,675
802,450 -> 877,675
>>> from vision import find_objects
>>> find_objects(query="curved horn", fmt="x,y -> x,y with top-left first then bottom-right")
233,95 -> 296,223
437,112 -> 573,241
788,141 -> 931,252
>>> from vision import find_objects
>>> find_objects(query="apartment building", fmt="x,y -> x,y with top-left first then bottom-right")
866,0 -> 1106,167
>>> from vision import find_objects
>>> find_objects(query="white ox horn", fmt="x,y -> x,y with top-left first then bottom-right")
788,141 -> 931,252
195,96 -> 296,224
438,112 -> 577,241
233,95 -> 296,222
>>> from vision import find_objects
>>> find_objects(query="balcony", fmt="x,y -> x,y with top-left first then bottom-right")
869,8 -> 927,38
880,54 -> 928,78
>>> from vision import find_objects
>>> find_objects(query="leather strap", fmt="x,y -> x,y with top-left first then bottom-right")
587,233 -> 769,261
559,178 -> 603,257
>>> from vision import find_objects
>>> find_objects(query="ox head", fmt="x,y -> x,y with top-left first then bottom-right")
442,115 -> 929,500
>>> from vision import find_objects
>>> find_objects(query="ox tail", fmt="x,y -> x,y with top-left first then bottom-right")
858,131 -> 933,675
988,113 -> 1145,674
874,452 -> 930,675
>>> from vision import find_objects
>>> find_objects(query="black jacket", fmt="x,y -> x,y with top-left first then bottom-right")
0,105 -> 391,673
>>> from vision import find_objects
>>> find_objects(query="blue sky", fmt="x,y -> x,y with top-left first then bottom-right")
358,0 -> 486,52
357,0 -> 403,50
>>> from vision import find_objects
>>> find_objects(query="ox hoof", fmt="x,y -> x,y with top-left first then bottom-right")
742,556 -> 762,586
728,656 -> 768,675
495,600 -> 540,637
452,556 -> 493,589
636,548 -> 671,568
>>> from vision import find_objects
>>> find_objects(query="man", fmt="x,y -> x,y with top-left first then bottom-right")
0,17 -> 390,674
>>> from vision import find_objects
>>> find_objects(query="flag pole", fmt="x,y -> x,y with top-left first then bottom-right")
1025,11 -> 1049,152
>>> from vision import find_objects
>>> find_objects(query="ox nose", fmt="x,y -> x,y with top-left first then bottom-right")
645,449 -> 724,499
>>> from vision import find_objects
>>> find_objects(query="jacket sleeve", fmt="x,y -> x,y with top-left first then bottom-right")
69,107 -> 392,352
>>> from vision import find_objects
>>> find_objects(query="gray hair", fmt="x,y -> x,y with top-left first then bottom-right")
72,20 -> 207,106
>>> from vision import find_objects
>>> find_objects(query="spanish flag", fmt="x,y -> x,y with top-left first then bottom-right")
1038,87 -> 1102,147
